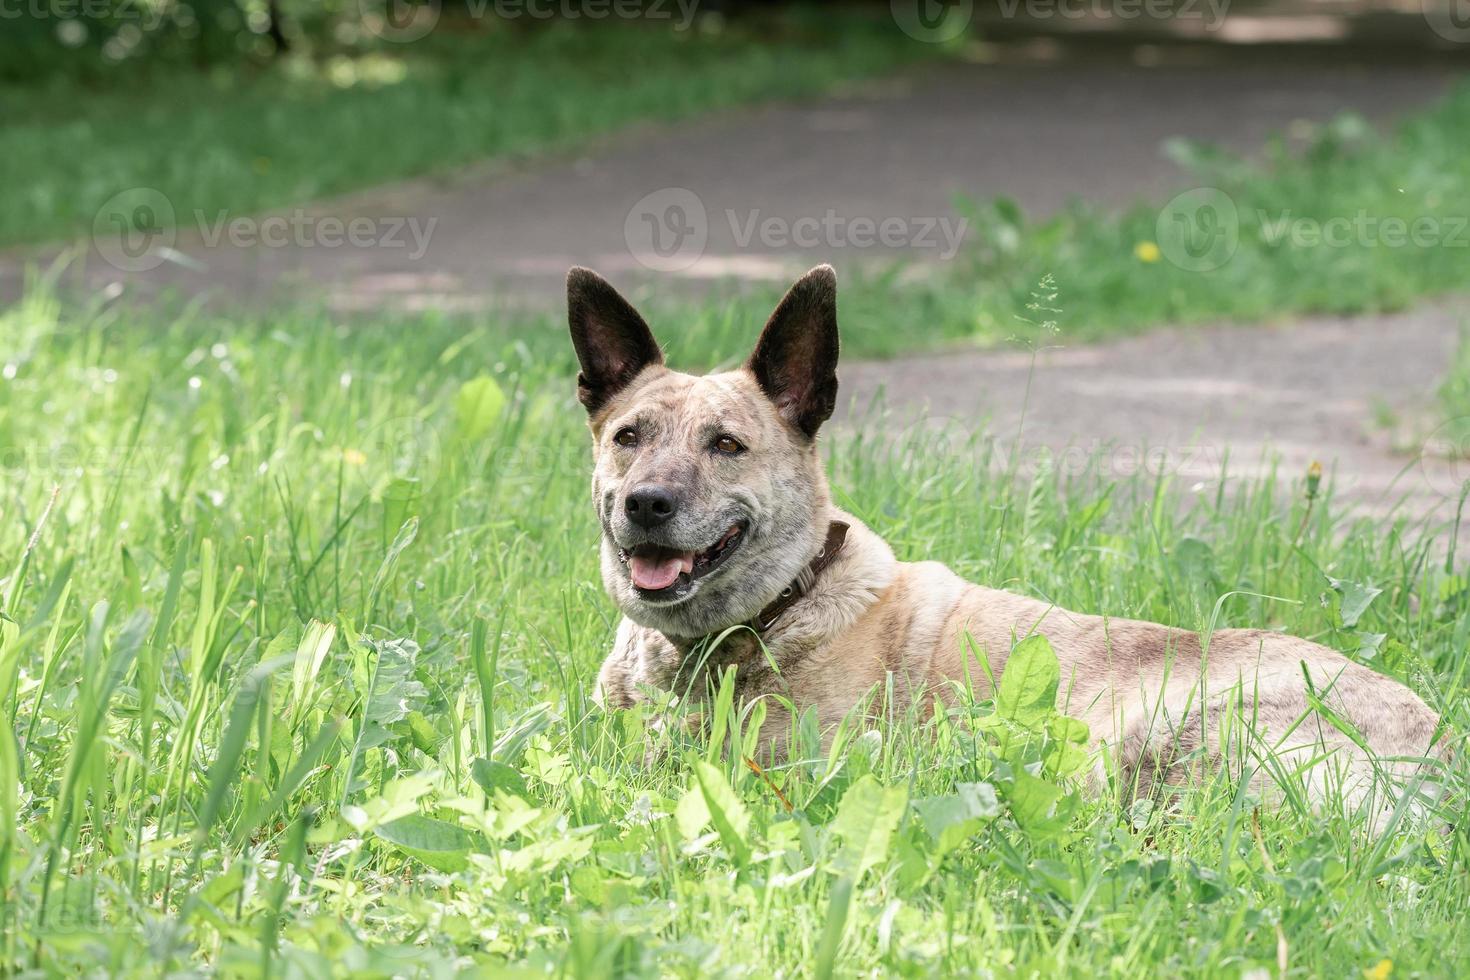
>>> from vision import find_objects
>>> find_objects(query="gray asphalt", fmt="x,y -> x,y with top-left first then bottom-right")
4,57 -> 1457,311
840,301 -> 1470,520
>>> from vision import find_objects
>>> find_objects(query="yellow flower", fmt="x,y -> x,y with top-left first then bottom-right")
1306,460 -> 1322,499
1364,959 -> 1392,980
342,448 -> 367,467
1134,241 -> 1161,263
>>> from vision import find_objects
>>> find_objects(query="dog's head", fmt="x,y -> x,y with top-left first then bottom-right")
568,265 -> 839,639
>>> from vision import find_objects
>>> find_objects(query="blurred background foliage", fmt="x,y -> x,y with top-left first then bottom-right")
5,0 -> 764,83
7,0 -> 297,82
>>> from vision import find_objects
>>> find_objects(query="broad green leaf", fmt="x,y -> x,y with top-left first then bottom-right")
345,772 -> 437,833
1328,576 -> 1382,629
289,619 -> 336,728
194,864 -> 245,911
1043,715 -> 1092,780
358,636 -> 428,752
455,375 -> 506,442
693,761 -> 751,865
1174,536 -> 1221,597
997,634 -> 1060,728
675,783 -> 711,841
912,781 -> 999,855
829,775 -> 906,881
1008,769 -> 1062,830
1354,631 -> 1388,659
471,758 -> 528,800
374,814 -> 473,872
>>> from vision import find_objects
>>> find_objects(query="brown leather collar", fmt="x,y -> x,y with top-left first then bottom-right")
751,521 -> 849,632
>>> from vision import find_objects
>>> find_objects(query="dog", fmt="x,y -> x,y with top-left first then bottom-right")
570,263 -> 1446,814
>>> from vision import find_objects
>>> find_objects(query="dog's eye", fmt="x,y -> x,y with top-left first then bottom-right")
713,435 -> 745,455
613,427 -> 638,448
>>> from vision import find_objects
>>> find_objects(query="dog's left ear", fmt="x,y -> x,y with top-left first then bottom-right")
747,264 -> 839,439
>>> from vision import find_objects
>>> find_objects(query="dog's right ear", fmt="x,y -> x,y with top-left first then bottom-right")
567,267 -> 663,414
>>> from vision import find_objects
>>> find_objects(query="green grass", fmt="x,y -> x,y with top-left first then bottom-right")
0,11 -> 923,248
1437,330 -> 1470,447
2,290 -> 1467,976
841,88 -> 1470,354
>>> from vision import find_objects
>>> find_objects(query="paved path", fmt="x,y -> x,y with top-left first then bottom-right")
841,302 -> 1470,520
4,57 -> 1457,312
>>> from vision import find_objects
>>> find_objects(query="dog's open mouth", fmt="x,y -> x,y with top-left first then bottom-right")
618,522 -> 746,600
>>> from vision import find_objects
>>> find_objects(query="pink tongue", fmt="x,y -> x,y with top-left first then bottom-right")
630,551 -> 694,591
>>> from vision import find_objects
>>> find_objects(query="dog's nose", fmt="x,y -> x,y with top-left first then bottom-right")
624,485 -> 678,529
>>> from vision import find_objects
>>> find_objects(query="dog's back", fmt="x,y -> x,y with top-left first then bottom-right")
806,529 -> 1447,818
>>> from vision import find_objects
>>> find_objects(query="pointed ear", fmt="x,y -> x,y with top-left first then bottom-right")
567,267 -> 663,414
747,265 -> 839,438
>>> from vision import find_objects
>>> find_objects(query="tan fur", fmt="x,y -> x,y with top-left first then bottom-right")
575,266 -> 1446,818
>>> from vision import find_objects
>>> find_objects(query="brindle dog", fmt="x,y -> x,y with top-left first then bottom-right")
571,263 -> 1445,815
